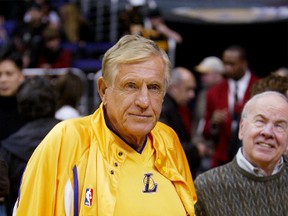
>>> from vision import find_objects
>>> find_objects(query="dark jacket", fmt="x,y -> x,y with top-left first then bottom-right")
0,96 -> 25,141
0,117 -> 60,215
160,94 -> 200,177
0,154 -> 9,197
160,94 -> 192,144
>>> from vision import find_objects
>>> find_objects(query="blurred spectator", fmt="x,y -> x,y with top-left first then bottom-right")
272,67 -> 288,77
37,26 -> 72,68
119,1 -> 181,52
251,73 -> 288,97
159,67 -> 200,177
54,70 -> 83,120
0,76 -> 60,215
0,33 -> 32,68
118,0 -> 148,36
24,0 -> 61,29
10,2 -> 49,67
58,3 -> 94,45
0,0 -> 29,21
144,8 -> 182,45
193,56 -> 225,174
0,154 -> 9,216
0,51 -> 25,141
203,45 -> 259,168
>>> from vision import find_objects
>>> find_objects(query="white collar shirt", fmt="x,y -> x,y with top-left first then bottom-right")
236,148 -> 284,177
228,70 -> 251,113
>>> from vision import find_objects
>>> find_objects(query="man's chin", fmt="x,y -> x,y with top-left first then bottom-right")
127,124 -> 154,136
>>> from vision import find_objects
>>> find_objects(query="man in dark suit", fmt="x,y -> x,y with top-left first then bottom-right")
160,67 -> 201,177
203,45 -> 259,168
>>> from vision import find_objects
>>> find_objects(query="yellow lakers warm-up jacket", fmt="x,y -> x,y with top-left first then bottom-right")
13,103 -> 197,216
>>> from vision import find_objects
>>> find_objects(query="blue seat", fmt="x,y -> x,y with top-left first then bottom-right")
3,20 -> 16,36
84,42 -> 114,56
61,42 -> 80,53
50,0 -> 69,10
72,58 -> 102,72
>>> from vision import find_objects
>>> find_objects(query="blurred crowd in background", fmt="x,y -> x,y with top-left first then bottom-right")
0,0 -> 288,215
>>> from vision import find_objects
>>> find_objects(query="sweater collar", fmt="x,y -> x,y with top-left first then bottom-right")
236,147 -> 284,176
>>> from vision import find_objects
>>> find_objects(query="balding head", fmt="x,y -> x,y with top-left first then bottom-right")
168,67 -> 196,106
239,91 -> 288,175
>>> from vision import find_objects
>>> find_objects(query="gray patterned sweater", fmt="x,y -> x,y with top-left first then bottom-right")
194,156 -> 288,216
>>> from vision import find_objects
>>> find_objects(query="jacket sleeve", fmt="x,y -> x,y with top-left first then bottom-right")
13,123 -> 66,216
0,154 -> 9,197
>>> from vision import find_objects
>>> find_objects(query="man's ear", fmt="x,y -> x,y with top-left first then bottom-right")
238,119 -> 244,140
97,77 -> 108,103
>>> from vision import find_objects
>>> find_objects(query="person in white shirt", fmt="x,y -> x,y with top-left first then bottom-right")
54,70 -> 83,120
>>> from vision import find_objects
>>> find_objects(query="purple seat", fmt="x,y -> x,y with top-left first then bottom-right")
72,58 -> 102,71
61,42 -> 80,53
84,42 -> 114,56
3,20 -> 16,36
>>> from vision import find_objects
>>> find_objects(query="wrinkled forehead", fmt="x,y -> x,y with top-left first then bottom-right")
249,95 -> 288,117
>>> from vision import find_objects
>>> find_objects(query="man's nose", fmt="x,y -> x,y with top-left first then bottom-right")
135,86 -> 150,108
261,123 -> 274,137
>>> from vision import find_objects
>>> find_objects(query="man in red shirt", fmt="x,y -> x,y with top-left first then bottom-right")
203,45 -> 259,167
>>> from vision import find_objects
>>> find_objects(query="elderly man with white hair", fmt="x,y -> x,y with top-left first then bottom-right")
194,91 -> 288,216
